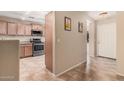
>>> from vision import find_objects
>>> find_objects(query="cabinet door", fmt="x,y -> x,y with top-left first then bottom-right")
20,45 -> 25,58
32,24 -> 37,30
25,25 -> 31,36
17,24 -> 25,35
36,25 -> 40,30
38,25 -> 43,31
8,22 -> 17,35
31,24 -> 34,30
32,24 -> 41,31
25,45 -> 32,57
0,21 -> 7,35
45,12 -> 54,72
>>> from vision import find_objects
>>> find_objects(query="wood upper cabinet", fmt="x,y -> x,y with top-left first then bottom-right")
0,21 -> 7,35
32,24 -> 38,30
24,25 -> 31,36
17,23 -> 25,35
32,24 -> 37,30
7,22 -> 17,35
25,44 -> 32,57
38,25 -> 43,31
32,24 -> 43,31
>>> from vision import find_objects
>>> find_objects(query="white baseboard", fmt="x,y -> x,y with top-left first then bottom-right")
56,60 -> 86,77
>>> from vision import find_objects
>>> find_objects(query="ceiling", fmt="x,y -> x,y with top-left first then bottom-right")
0,11 -> 116,23
0,11 -> 49,24
87,11 -> 116,20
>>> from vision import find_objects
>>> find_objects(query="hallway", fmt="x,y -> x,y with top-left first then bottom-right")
20,55 -> 122,81
58,57 -> 119,81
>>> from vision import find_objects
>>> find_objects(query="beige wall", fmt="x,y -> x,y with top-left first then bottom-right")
54,11 -> 87,75
117,12 -> 124,75
0,40 -> 19,80
89,21 -> 96,57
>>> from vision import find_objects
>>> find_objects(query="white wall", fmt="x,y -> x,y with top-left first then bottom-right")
89,22 -> 96,57
84,15 -> 96,57
54,12 -> 87,75
96,17 -> 116,59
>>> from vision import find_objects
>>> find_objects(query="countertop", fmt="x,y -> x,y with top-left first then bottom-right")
20,41 -> 32,45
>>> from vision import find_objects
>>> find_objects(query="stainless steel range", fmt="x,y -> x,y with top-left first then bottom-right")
31,39 -> 44,56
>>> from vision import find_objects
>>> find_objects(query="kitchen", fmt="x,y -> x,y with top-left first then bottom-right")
0,12 -> 45,57
0,11 -> 52,80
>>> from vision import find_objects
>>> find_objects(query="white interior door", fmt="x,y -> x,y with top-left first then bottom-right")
97,20 -> 116,59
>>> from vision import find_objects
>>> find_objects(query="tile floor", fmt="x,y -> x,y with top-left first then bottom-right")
20,55 -> 61,81
59,57 -> 118,81
20,55 -> 124,81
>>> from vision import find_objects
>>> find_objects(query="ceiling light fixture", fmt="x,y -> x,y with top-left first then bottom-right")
99,12 -> 108,16
28,16 -> 35,19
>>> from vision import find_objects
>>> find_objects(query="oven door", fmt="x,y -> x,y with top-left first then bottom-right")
33,43 -> 44,51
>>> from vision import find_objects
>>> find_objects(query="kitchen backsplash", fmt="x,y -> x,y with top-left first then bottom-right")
0,36 -> 45,42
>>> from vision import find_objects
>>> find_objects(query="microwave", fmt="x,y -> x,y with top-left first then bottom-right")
31,30 -> 43,36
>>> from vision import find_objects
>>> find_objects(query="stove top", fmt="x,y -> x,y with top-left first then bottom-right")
30,39 -> 43,43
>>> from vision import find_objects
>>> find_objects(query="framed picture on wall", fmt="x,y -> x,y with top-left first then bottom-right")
78,22 -> 83,33
64,17 -> 71,31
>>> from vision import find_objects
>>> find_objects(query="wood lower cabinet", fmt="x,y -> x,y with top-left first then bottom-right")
25,45 -> 32,57
8,22 -> 17,35
20,45 -> 25,58
20,44 -> 32,58
0,21 -> 7,35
